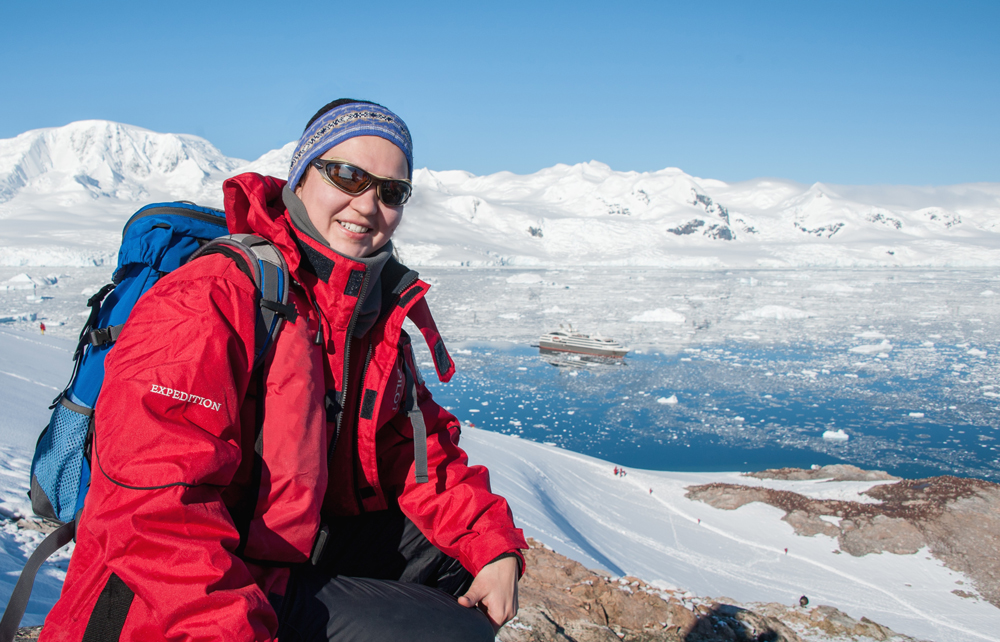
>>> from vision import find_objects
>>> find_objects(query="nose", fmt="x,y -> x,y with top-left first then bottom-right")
351,183 -> 380,215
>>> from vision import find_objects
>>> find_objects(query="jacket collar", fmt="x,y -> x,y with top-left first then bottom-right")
223,172 -> 415,334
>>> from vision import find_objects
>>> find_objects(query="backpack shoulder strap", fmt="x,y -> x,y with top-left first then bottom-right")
0,521 -> 76,642
189,234 -> 296,369
187,234 -> 296,558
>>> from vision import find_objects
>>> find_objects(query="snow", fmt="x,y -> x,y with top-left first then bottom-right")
630,308 -> 686,323
461,428 -> 998,642
849,341 -> 893,354
506,273 -> 546,284
735,305 -> 813,320
2,120 -> 1000,269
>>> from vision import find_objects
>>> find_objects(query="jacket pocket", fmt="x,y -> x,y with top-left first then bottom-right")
30,399 -> 93,523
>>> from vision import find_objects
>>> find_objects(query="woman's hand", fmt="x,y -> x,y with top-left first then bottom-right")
457,555 -> 520,632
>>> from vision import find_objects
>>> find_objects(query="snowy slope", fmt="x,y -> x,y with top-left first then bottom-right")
1,121 -> 999,268
462,428 -> 997,642
0,329 -> 78,627
0,327 -> 995,641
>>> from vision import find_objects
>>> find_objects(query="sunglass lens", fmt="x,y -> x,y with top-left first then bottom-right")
327,163 -> 370,193
379,180 -> 412,206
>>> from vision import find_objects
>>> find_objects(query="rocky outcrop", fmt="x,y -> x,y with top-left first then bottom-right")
499,539 -> 922,642
746,464 -> 898,482
13,538 -> 926,642
686,470 -> 1000,608
13,626 -> 40,641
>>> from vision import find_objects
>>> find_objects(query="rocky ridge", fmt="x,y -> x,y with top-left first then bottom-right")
685,465 -> 1000,608
11,537 -> 927,642
499,539 -> 923,642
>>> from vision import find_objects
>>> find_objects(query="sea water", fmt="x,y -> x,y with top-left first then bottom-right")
425,343 -> 1000,481
412,267 -> 1000,482
4,265 -> 999,481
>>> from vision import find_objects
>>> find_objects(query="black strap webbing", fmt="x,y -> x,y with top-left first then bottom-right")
0,520 -> 75,642
80,573 -> 134,642
233,369 -> 266,558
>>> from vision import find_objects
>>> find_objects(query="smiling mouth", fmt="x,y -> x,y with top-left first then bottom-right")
339,221 -> 371,234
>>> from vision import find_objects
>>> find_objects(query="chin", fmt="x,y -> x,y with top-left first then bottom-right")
331,242 -> 372,259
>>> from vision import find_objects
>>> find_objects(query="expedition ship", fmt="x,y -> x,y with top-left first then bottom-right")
537,328 -> 629,358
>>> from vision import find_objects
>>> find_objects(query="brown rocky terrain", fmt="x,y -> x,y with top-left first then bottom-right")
13,538 -> 926,642
744,464 -> 899,483
12,627 -> 39,641
686,465 -> 1000,608
12,464 -> 987,640
499,539 -> 923,642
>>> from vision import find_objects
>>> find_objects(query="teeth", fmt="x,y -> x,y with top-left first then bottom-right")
339,221 -> 370,233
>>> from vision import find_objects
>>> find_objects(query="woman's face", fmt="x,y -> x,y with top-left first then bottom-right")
294,135 -> 408,258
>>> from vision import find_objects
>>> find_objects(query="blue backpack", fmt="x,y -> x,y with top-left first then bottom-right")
0,202 -> 294,641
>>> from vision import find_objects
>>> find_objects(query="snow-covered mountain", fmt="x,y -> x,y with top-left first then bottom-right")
0,120 -> 242,206
0,121 -> 245,267
1,120 -> 999,268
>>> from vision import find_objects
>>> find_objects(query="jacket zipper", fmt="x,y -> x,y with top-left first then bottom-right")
334,269 -> 369,454
334,268 -> 422,510
353,343 -> 374,512
309,292 -> 326,345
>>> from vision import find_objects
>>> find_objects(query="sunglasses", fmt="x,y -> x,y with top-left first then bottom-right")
311,159 -> 413,207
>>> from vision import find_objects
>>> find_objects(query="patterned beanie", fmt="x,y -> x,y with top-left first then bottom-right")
288,100 -> 413,189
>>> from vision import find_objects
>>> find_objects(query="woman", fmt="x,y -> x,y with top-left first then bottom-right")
41,100 -> 526,642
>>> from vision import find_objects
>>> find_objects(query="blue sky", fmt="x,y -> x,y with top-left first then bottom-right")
2,1 -> 997,185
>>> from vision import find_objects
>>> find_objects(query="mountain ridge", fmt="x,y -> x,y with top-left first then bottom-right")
1,120 -> 998,268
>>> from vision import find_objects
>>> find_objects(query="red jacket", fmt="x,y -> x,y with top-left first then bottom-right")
41,173 -> 527,642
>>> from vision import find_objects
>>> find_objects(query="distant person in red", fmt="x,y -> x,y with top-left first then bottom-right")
614,467 -> 619,476
39,322 -> 45,334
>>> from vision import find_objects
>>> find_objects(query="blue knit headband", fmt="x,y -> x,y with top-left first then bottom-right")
288,103 -> 413,189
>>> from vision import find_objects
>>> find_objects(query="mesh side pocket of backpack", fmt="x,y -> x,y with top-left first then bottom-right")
30,401 -> 91,523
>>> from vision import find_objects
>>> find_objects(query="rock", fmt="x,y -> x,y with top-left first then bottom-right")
746,465 -> 898,482
15,518 -> 61,534
684,485 -> 771,511
839,515 -> 925,556
15,537 -> 920,642
500,539 -> 917,642
753,603 -> 923,641
686,472 -> 1000,609
13,626 -> 41,641
782,510 -> 839,538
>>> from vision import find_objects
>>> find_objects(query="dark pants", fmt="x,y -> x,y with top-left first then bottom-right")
271,510 -> 494,642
